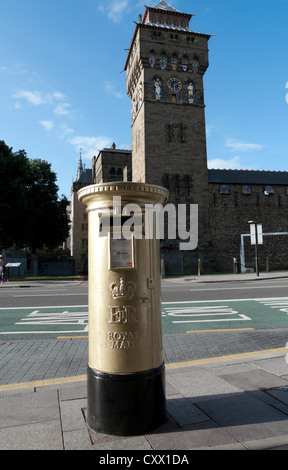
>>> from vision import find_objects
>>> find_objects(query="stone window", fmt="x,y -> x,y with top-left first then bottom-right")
242,185 -> 251,195
219,184 -> 229,195
109,167 -> 116,178
182,55 -> 189,72
117,168 -> 123,181
192,58 -> 199,73
149,51 -> 156,68
163,174 -> 170,189
160,53 -> 167,70
264,185 -> 274,195
153,31 -> 161,39
175,175 -> 180,198
171,54 -> 178,71
184,176 -> 190,198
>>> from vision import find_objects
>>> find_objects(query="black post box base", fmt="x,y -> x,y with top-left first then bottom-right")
87,363 -> 166,436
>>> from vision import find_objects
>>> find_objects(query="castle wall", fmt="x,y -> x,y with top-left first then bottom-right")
70,182 -> 89,274
209,182 -> 288,272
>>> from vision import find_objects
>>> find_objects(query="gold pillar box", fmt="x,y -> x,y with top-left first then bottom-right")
78,182 -> 169,436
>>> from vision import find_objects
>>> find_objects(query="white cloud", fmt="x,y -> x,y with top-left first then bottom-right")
39,120 -> 54,132
12,89 -> 72,116
58,124 -> 75,139
98,0 -> 130,23
105,81 -> 123,99
13,90 -> 48,106
208,156 -> 245,170
225,138 -> 264,152
70,135 -> 113,159
52,91 -> 67,101
54,102 -> 71,116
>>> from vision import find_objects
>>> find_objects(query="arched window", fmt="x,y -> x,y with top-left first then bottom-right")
192,58 -> 199,73
160,52 -> 167,70
181,55 -> 189,72
171,54 -> 178,71
117,168 -> 123,181
109,167 -> 116,180
149,50 -> 156,68
184,176 -> 190,198
163,175 -> 170,189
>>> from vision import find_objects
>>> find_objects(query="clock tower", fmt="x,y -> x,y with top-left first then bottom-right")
125,1 -> 214,273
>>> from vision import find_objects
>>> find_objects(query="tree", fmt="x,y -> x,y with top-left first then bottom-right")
0,142 -> 29,249
0,140 -> 70,252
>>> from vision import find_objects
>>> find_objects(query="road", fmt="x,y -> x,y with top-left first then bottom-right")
1,277 -> 288,385
0,278 -> 288,339
161,278 -> 288,302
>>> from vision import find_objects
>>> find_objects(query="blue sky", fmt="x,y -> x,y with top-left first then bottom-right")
1,0 -> 288,199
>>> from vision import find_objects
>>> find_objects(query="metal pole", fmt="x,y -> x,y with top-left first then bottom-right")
254,223 -> 259,277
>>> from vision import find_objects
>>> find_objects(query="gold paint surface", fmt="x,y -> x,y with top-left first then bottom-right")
79,182 -> 169,374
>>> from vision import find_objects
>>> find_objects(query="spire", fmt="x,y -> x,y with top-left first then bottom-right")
76,149 -> 83,181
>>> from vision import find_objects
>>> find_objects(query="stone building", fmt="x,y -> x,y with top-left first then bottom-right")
124,0 -> 214,274
92,144 -> 132,184
69,1 -> 288,275
209,169 -> 288,273
70,152 -> 92,273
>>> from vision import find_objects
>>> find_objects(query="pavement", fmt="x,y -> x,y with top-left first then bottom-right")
1,271 -> 288,451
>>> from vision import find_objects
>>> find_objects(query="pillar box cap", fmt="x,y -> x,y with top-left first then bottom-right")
78,182 -> 169,210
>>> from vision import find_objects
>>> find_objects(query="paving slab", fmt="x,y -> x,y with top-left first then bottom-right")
196,391 -> 288,443
1,347 -> 288,449
0,388 -> 60,428
0,420 -> 63,450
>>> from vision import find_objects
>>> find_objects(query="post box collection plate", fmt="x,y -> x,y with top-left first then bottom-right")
109,235 -> 135,269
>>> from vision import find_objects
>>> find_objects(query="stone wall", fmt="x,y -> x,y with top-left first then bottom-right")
209,181 -> 288,272
70,181 -> 89,274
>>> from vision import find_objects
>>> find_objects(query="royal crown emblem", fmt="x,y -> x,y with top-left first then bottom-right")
110,277 -> 136,300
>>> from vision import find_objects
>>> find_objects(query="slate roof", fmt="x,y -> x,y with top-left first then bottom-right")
76,168 -> 93,184
208,169 -> 288,185
152,1 -> 181,13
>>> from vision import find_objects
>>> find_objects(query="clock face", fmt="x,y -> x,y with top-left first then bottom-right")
167,78 -> 182,93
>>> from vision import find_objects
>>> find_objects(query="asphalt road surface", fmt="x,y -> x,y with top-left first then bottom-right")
1,278 -> 288,339
1,278 -> 288,385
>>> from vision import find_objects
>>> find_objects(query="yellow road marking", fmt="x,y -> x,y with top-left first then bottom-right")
165,347 -> 288,370
0,374 -> 87,392
1,347 -> 287,391
57,336 -> 88,339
